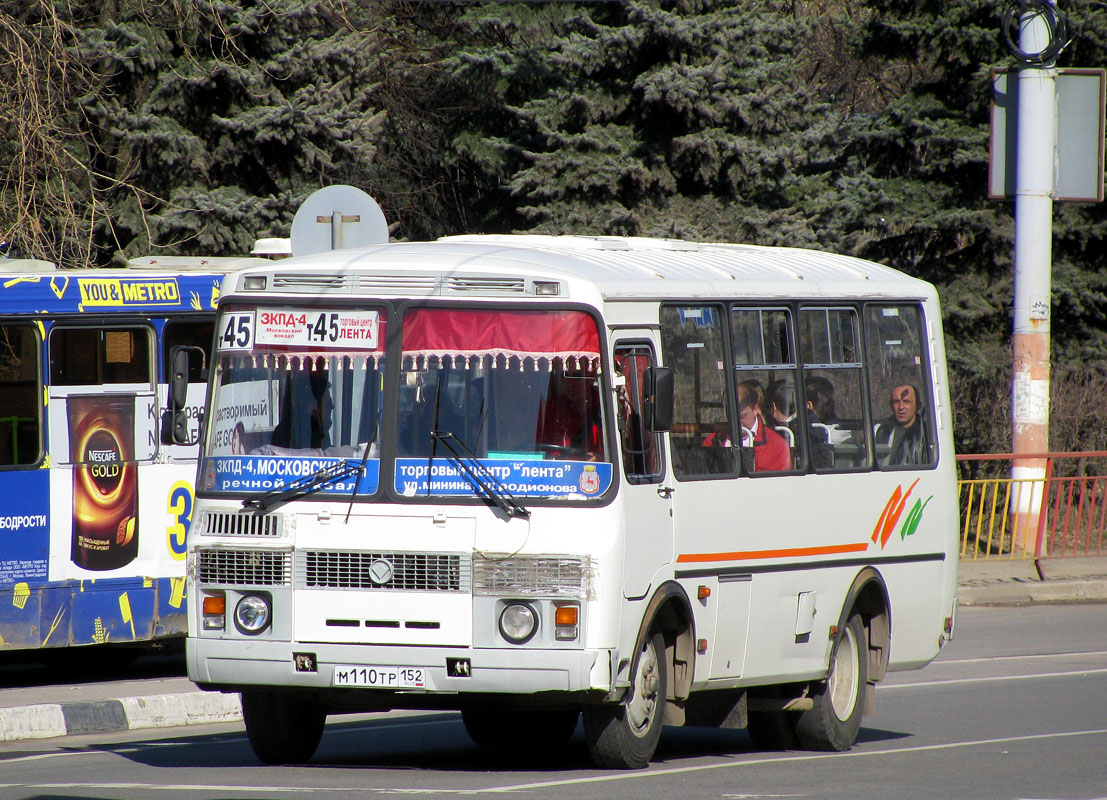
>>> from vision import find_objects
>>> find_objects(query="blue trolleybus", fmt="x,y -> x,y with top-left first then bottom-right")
0,255 -> 259,651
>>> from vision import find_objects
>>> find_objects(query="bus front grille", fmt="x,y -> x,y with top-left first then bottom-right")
196,548 -> 292,587
297,551 -> 469,592
200,511 -> 283,538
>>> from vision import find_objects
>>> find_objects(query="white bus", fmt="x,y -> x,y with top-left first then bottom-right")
185,235 -> 959,769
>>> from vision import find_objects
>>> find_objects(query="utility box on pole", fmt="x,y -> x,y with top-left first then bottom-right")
990,67 -> 1106,202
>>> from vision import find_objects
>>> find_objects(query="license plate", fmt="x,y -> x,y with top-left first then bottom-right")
332,665 -> 426,688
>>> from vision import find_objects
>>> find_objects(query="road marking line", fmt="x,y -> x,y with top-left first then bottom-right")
465,727 -> 1107,793
881,666 -> 1107,689
0,750 -> 100,765
936,650 -> 1107,665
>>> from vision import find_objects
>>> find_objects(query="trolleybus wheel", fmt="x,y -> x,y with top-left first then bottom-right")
583,629 -> 667,769
795,612 -> 868,751
241,689 -> 326,764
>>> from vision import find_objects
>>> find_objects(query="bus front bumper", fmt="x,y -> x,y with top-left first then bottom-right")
187,637 -> 608,697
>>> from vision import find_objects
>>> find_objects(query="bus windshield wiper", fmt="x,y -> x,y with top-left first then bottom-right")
429,430 -> 530,519
243,461 -> 362,512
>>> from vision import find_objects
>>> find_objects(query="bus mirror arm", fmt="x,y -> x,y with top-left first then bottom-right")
644,367 -> 674,433
168,346 -> 207,446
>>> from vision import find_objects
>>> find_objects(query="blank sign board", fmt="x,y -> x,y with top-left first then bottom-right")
290,185 -> 389,256
990,68 -> 1105,202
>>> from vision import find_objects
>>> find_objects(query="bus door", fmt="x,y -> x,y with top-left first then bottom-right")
613,340 -> 673,599
47,323 -> 158,579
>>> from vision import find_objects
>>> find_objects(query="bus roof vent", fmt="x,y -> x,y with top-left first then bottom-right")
446,276 -> 527,294
356,274 -> 439,294
271,274 -> 353,291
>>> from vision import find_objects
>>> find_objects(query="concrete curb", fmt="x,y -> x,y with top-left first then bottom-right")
0,692 -> 241,743
956,557 -> 1107,606
958,577 -> 1107,606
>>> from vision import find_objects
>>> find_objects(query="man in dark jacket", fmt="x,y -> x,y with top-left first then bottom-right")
874,384 -> 929,466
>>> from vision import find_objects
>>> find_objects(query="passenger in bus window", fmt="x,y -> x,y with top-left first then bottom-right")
738,394 -> 790,472
874,383 -> 929,466
767,379 -> 799,444
804,376 -> 851,445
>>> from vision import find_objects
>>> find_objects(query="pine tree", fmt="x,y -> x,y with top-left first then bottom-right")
452,1 -> 849,244
1,0 -> 391,265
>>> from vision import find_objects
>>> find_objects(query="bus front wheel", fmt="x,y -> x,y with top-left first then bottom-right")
795,612 -> 868,751
241,690 -> 326,764
583,630 -> 667,769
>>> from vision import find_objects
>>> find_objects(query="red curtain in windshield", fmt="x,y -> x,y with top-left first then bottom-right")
401,309 -> 601,365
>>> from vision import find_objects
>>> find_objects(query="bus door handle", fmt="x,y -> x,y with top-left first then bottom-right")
657,486 -> 674,500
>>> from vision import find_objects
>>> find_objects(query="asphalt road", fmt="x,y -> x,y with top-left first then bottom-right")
1,603 -> 1105,799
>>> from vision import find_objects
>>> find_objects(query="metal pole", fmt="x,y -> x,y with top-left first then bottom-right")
1010,3 -> 1057,551
331,211 -> 344,250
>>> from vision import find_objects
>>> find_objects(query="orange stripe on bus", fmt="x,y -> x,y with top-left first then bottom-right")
676,542 -> 872,564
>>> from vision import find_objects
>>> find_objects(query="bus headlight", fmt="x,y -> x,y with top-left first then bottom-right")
498,603 -> 537,644
233,594 -> 271,635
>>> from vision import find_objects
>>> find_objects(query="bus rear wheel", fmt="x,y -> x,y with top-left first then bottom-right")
583,629 -> 667,769
795,612 -> 868,751
241,689 -> 326,764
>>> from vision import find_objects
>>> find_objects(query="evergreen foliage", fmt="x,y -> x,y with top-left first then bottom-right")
3,0 -> 1107,452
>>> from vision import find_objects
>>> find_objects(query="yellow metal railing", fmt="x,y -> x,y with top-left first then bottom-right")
958,452 -> 1107,560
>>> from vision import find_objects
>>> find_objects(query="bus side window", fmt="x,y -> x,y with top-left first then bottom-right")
864,304 -> 936,468
0,324 -> 43,467
660,305 -> 736,478
730,306 -> 799,474
798,307 -> 870,472
614,344 -> 663,483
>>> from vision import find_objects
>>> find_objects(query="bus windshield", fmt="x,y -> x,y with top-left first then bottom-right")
201,305 -> 613,502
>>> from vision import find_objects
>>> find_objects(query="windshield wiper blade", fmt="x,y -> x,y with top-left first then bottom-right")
243,461 -> 361,512
429,430 -> 530,519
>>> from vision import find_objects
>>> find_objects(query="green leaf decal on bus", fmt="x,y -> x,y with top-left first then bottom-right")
900,496 -> 933,540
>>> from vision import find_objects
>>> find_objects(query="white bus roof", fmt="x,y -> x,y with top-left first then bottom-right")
228,234 -> 936,302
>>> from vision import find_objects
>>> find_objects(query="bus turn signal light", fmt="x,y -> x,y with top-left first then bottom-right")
202,593 -> 226,631
554,605 -> 578,641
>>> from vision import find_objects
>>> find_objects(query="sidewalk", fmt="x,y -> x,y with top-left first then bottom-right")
957,555 -> 1107,606
3,556 -> 1106,745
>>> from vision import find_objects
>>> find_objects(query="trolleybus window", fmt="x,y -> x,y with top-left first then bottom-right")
164,320 -> 215,383
0,324 -> 41,467
49,326 -> 152,386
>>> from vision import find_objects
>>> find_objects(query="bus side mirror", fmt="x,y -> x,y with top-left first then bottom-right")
644,366 -> 674,433
168,346 -> 206,446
